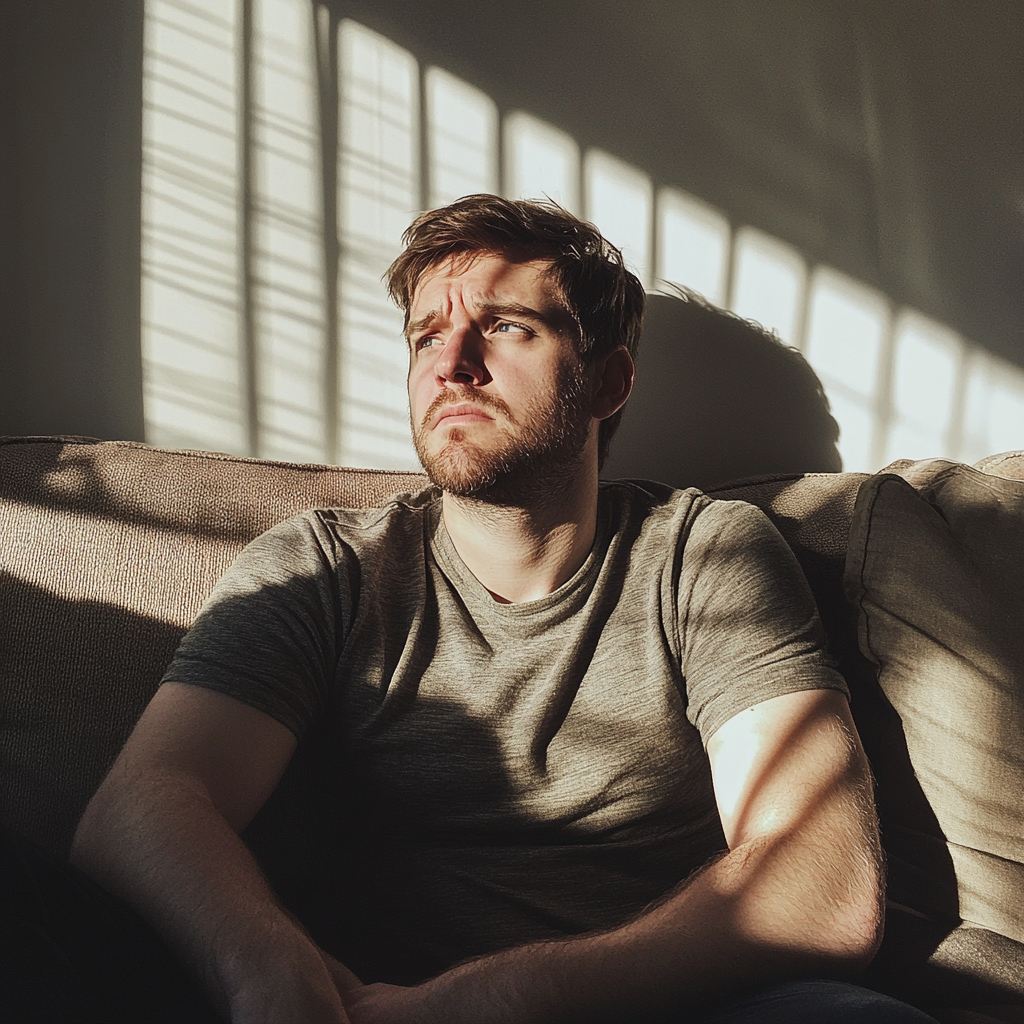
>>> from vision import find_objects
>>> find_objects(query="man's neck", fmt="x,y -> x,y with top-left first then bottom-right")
440,461 -> 601,604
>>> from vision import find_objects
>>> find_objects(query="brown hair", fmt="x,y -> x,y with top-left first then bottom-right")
385,194 -> 646,465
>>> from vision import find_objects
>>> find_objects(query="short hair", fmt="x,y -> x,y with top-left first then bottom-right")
385,194 -> 646,465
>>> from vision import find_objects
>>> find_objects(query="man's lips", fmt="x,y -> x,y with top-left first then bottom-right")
420,388 -> 514,434
434,404 -> 495,427
424,389 -> 512,430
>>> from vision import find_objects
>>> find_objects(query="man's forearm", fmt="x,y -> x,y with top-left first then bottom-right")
71,765 -> 350,1024
370,696 -> 883,1024
348,808 -> 881,1024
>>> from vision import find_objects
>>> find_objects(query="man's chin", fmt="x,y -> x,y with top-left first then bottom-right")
416,434 -> 588,505
417,437 -> 507,498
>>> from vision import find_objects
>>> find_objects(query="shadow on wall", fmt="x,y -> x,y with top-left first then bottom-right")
602,290 -> 842,491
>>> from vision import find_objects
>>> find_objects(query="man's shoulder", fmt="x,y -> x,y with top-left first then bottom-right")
599,477 -> 760,530
235,485 -> 441,576
259,484 -> 438,542
309,483 -> 441,534
599,478 -> 782,574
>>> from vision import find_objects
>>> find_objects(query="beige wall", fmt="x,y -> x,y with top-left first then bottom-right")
2,0 -> 1021,442
1,1 -> 144,440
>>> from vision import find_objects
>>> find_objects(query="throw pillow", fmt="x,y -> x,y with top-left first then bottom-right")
844,459 -> 1024,945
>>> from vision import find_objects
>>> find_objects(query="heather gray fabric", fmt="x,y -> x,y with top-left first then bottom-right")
164,480 -> 847,982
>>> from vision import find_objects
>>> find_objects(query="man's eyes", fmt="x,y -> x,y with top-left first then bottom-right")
494,321 -> 534,336
412,321 -> 534,349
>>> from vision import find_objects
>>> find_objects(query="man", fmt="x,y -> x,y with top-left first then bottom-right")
67,196 -> 931,1023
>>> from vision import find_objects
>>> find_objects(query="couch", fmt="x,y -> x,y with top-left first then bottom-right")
2,435 -> 1022,1022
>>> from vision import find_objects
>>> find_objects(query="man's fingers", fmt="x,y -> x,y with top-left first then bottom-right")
321,951 -> 364,996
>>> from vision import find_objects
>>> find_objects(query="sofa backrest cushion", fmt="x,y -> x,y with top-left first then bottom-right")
1,437 -> 428,856
844,457 -> 1024,946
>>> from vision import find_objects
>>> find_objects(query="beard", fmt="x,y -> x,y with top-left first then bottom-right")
412,362 -> 593,505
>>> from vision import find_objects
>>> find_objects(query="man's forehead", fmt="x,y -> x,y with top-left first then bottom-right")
410,253 -> 559,309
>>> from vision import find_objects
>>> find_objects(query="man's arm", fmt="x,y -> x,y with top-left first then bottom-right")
344,687 -> 883,1024
70,681 -> 360,1024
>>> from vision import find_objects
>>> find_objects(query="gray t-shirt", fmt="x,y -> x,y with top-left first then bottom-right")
164,481 -> 847,983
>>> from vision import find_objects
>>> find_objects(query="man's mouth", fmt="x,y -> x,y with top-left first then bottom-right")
423,391 -> 510,431
435,404 -> 494,426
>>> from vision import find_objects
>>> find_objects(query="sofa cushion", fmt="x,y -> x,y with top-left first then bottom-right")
973,450 -> 1024,481
844,457 -> 1024,946
706,471 -> 867,653
0,436 -> 427,857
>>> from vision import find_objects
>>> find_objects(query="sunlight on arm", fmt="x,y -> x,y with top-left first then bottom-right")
705,703 -> 768,845
707,690 -> 862,850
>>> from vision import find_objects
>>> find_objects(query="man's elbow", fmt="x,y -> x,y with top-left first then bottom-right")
809,867 -> 885,976
727,829 -> 884,976
757,830 -> 885,975
69,781 -> 122,880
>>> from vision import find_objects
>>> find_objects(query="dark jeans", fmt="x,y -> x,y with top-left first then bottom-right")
696,979 -> 939,1023
2,828 -> 938,1024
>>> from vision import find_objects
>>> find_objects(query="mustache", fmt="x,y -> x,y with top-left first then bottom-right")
421,387 -> 512,429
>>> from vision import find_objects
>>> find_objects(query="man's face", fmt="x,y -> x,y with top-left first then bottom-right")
406,253 -> 595,501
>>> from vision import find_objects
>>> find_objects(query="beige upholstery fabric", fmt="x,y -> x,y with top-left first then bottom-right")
845,458 -> 1024,945
973,451 -> 1024,481
1,436 -> 426,855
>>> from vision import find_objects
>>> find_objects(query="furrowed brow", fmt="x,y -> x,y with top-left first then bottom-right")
405,310 -> 443,342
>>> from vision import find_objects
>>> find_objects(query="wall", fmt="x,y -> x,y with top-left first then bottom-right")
1,1 -> 145,440
2,0 -> 1021,444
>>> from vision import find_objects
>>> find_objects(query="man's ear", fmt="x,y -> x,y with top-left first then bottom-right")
591,345 -> 635,421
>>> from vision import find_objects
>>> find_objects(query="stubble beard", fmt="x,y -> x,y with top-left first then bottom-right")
412,363 -> 593,506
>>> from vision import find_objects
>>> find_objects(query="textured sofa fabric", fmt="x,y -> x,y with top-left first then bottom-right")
846,461 -> 1024,945
0,436 -> 426,856
842,456 -> 1024,1020
2,436 -> 1022,1021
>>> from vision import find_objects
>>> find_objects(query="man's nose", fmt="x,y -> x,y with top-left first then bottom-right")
435,326 -> 488,386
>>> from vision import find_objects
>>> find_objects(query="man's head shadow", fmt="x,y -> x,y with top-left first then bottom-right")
602,288 -> 842,490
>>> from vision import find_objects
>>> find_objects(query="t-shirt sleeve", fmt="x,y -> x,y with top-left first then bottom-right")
678,498 -> 849,744
161,513 -> 348,739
